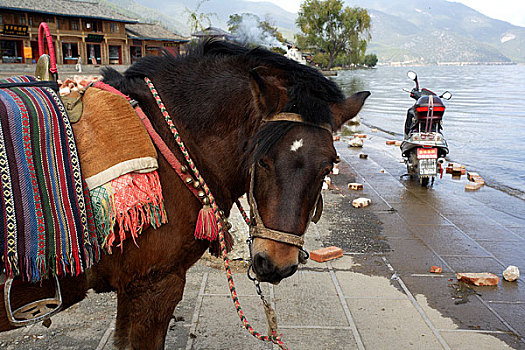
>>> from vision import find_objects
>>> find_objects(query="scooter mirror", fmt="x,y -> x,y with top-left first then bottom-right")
407,71 -> 417,81
441,91 -> 452,100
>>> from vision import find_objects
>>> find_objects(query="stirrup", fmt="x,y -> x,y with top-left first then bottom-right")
4,275 -> 62,327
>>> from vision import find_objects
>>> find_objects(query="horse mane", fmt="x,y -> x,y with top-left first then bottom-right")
102,40 -> 345,168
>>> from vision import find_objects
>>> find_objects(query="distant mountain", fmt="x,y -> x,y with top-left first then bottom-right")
104,0 -> 296,36
103,0 -> 525,64
344,0 -> 525,63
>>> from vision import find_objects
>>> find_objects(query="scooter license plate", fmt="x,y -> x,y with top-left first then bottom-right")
417,148 -> 438,159
419,158 -> 437,176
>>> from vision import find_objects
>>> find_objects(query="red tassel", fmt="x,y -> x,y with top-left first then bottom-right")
194,205 -> 218,241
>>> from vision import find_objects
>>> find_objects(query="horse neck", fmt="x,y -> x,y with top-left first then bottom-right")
139,79 -> 259,216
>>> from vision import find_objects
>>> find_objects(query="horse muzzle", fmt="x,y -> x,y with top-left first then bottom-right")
251,252 -> 298,284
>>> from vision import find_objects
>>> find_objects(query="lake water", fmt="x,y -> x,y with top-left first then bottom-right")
332,65 -> 525,200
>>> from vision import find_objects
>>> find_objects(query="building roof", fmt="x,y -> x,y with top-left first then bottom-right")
0,0 -> 137,23
191,26 -> 233,39
126,23 -> 189,42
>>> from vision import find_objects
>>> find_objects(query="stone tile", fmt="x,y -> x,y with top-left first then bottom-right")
205,272 -> 271,296
273,271 -> 347,327
444,256 -> 505,274
346,298 -> 443,349
488,303 -> 525,337
277,328 -> 357,350
336,271 -> 408,299
192,295 -> 272,350
375,212 -> 415,239
476,241 -> 525,271
421,235 -> 491,257
329,255 -> 360,271
386,238 -> 452,274
472,279 -> 525,303
400,276 -> 509,332
441,331 -> 518,349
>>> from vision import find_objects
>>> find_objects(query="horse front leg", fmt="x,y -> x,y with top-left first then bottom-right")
114,272 -> 186,350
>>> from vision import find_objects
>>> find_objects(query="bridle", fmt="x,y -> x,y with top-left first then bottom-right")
247,112 -> 332,258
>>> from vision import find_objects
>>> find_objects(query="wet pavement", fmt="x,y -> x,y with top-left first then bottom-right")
1,125 -> 525,349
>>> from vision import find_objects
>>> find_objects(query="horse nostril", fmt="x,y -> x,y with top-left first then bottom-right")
253,253 -> 275,276
280,264 -> 298,279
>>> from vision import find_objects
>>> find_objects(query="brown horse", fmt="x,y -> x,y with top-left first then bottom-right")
0,40 -> 369,349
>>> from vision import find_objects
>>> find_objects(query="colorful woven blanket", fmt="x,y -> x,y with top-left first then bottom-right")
69,86 -> 167,252
0,76 -> 98,282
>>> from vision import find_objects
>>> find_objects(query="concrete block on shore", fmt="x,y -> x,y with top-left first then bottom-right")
352,197 -> 371,208
348,137 -> 363,147
465,182 -> 482,191
310,246 -> 343,263
348,183 -> 363,191
503,266 -> 519,282
430,266 -> 442,273
457,272 -> 499,286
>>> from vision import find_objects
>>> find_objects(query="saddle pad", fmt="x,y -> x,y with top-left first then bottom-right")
0,76 -> 99,282
70,87 -> 158,189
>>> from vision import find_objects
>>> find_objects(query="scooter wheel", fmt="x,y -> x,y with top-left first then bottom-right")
419,177 -> 430,186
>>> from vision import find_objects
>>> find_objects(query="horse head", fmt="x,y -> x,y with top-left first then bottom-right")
247,65 -> 370,284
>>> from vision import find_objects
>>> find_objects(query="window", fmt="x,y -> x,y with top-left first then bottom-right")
18,15 -> 26,25
109,22 -> 119,33
109,45 -> 121,64
62,42 -> 79,60
71,19 -> 79,31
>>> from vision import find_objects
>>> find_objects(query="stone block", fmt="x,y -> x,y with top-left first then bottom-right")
348,137 -> 363,147
310,246 -> 343,262
352,197 -> 371,208
430,266 -> 442,273
465,182 -> 482,191
456,272 -> 499,286
503,265 -> 519,282
348,183 -> 363,191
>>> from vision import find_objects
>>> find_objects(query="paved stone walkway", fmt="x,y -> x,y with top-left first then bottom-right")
2,125 -> 524,349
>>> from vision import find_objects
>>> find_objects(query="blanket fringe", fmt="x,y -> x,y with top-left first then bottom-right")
90,171 -> 167,253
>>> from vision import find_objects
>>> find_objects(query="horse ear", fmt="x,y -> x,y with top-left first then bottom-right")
330,91 -> 371,131
249,66 -> 288,117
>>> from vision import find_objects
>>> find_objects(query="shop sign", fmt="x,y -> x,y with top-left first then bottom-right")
86,34 -> 104,43
23,47 -> 32,59
2,24 -> 29,36
163,42 -> 179,47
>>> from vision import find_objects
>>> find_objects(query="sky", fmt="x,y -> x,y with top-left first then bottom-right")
246,0 -> 525,27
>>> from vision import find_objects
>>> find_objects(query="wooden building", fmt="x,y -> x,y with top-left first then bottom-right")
126,23 -> 189,64
0,0 -> 189,66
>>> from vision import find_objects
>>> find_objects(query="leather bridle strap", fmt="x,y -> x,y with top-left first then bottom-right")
248,165 -> 305,248
263,112 -> 332,133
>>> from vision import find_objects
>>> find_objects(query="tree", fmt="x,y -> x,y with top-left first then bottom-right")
363,54 -> 378,67
227,13 -> 286,48
296,0 -> 371,69
185,0 -> 216,34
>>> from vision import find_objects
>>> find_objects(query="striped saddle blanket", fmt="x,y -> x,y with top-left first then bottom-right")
0,76 -> 99,282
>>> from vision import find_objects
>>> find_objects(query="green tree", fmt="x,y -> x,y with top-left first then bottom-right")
185,0 -> 216,34
296,0 -> 371,69
363,54 -> 378,67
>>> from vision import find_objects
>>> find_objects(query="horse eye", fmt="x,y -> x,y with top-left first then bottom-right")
258,158 -> 269,170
